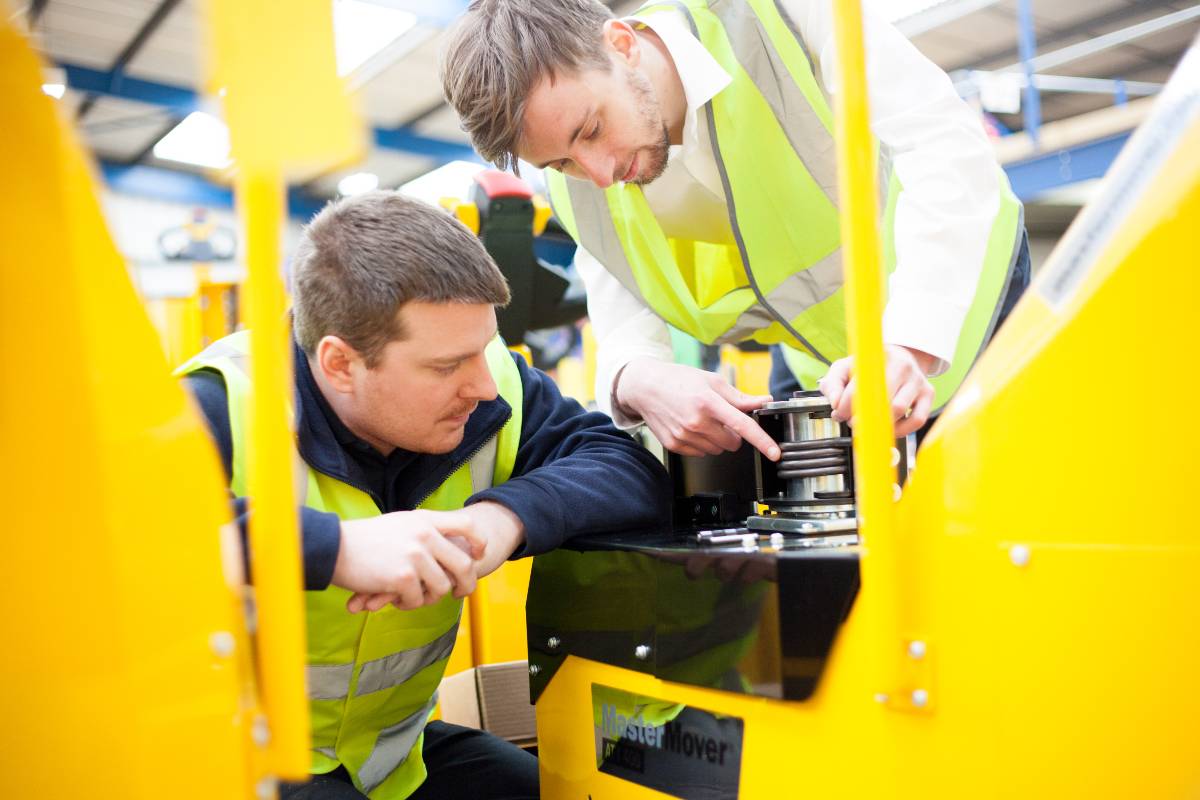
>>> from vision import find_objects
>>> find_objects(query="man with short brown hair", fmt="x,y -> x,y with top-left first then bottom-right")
181,190 -> 670,799
442,0 -> 1030,453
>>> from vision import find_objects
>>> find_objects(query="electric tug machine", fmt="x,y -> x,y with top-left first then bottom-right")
523,39 -> 1200,800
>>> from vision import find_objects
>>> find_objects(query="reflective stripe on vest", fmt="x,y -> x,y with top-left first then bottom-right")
547,0 -> 1023,410
177,331 -> 525,799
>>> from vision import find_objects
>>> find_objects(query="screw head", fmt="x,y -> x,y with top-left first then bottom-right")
255,778 -> 278,799
547,636 -> 561,651
209,631 -> 235,658
528,663 -> 541,676
252,716 -> 270,747
1009,544 -> 1031,567
873,692 -> 889,704
911,688 -> 929,708
635,644 -> 651,661
907,640 -> 927,659
892,483 -> 903,502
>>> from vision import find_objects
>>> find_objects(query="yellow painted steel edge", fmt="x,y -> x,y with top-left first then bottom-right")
830,0 -> 903,701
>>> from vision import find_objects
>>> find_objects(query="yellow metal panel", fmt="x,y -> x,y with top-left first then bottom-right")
830,0 -> 905,700
718,345 -> 771,396
470,559 -> 535,666
536,64 -> 1200,798
203,0 -> 366,776
145,295 -> 205,368
1,16 -> 261,798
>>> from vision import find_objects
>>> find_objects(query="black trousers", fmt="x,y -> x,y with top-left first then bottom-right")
279,721 -> 539,800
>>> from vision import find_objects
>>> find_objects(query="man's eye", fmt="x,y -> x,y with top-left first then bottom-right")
586,122 -> 600,139
434,364 -> 459,376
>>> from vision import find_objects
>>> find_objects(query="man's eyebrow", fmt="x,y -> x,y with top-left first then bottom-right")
534,109 -> 591,170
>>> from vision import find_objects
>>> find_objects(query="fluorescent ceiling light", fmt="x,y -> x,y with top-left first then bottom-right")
399,160 -> 485,206
334,0 -> 418,77
338,171 -> 380,195
153,111 -> 232,169
41,83 -> 65,99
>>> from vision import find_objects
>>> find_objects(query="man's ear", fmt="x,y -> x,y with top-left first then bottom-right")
315,335 -> 359,393
602,18 -> 641,68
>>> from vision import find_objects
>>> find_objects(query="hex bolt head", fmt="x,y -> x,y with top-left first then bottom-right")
528,663 -> 541,676
907,640 -> 927,660
547,636 -> 561,651
209,631 -> 235,658
911,688 -> 929,708
635,644 -> 651,661
256,778 -> 278,799
1009,544 -> 1031,567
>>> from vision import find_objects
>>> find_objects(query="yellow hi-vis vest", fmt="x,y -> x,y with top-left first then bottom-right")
546,0 -> 1024,410
177,330 -> 524,799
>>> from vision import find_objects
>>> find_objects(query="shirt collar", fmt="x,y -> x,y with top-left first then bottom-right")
628,8 -> 731,152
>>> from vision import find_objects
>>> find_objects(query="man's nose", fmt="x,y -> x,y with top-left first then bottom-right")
572,148 -> 616,189
462,354 -> 498,402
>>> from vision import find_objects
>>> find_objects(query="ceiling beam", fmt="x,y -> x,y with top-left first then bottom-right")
27,0 -> 49,27
945,0 -> 1186,73
59,61 -> 478,162
100,161 -> 326,220
76,0 -> 185,121
995,6 -> 1200,74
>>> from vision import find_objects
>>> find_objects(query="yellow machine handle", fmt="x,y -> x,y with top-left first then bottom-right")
830,0 -> 905,696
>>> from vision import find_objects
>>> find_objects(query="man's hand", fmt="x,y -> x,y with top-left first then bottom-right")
344,502 -> 526,613
333,509 -> 485,613
817,345 -> 936,437
616,357 -> 780,460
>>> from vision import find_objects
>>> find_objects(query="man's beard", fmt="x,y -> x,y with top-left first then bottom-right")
626,68 -> 672,186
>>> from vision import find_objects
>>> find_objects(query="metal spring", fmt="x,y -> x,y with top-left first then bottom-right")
776,437 -> 852,480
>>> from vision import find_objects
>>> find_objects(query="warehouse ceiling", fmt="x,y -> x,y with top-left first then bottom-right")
17,0 -> 1200,205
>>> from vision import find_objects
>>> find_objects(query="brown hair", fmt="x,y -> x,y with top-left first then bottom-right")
440,0 -> 614,172
291,190 -> 510,367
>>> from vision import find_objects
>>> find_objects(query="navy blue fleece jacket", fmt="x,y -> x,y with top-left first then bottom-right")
185,339 -> 671,590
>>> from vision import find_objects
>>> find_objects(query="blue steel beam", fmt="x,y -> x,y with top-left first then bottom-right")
1002,131 -> 1131,201
1016,0 -> 1042,146
60,62 -> 477,162
101,161 -> 327,220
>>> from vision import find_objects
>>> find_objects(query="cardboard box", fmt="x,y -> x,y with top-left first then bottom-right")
439,661 -> 537,747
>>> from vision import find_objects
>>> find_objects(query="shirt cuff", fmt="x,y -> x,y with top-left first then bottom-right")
300,507 -> 342,590
883,289 -> 969,377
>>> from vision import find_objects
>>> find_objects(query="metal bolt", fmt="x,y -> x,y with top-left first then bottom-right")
1009,544 -> 1031,567
890,447 -> 901,467
528,663 -> 541,676
741,533 -> 757,551
911,688 -> 929,708
907,640 -> 926,660
769,532 -> 785,548
892,483 -> 903,502
547,636 -> 561,651
252,716 -> 271,748
255,777 -> 278,799
873,692 -> 889,704
635,644 -> 651,661
209,631 -> 235,658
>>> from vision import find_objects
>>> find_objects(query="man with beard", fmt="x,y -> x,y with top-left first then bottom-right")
441,0 -> 1030,457
179,190 -> 671,799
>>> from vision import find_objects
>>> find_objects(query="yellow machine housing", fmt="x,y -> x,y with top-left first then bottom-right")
532,37 -> 1200,800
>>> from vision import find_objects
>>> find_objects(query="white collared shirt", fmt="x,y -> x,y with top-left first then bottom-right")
570,0 -> 1005,425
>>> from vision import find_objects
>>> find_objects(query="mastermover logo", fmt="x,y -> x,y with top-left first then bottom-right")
600,702 -> 734,769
